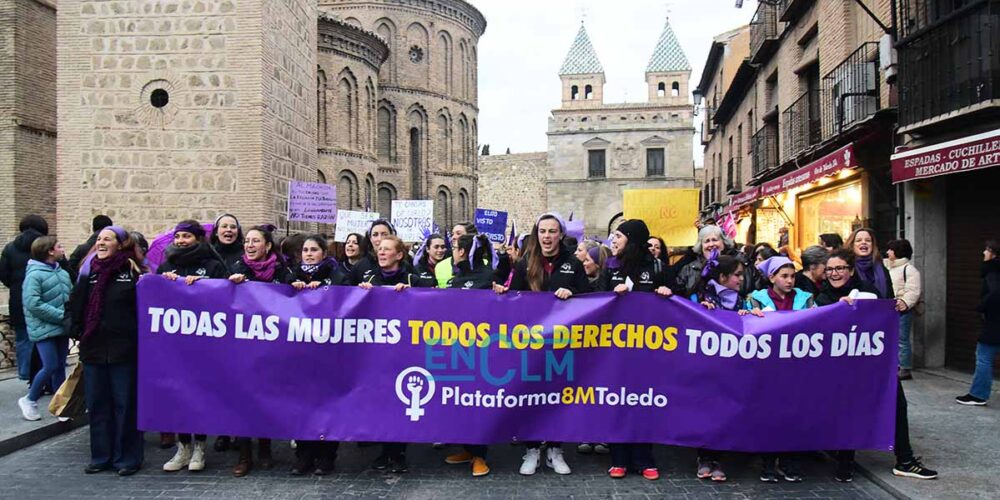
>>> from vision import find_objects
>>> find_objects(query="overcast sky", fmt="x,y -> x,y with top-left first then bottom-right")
472,0 -> 758,166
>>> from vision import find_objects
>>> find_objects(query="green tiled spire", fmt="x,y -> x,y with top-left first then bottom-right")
559,24 -> 604,76
647,18 -> 691,72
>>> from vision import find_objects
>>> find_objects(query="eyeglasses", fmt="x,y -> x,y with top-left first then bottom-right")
825,266 -> 851,274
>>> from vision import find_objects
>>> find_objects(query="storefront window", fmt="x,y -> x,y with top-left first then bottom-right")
797,180 -> 863,250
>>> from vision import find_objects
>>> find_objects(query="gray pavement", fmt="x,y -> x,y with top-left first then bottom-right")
0,361 -> 85,458
856,369 -> 1000,500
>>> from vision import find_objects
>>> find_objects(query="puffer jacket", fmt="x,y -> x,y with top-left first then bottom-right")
886,257 -> 922,310
0,228 -> 45,327
22,260 -> 73,342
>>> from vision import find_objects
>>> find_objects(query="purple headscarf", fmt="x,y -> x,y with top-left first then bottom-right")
757,256 -> 795,278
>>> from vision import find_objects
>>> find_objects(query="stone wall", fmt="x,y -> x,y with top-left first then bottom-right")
56,0 -> 318,244
0,0 -> 57,240
321,0 -> 485,228
477,152 -> 547,235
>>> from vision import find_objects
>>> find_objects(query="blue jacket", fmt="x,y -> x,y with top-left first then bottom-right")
747,288 -> 815,311
22,260 -> 72,342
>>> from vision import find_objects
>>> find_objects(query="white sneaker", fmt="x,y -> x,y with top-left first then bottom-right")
520,448 -> 541,475
188,441 -> 206,472
546,447 -> 571,475
163,443 -> 192,472
57,417 -> 71,423
18,396 -> 41,421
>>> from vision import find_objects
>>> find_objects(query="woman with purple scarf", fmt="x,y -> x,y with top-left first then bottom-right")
846,228 -> 893,299
226,226 -> 292,477
67,226 -> 145,476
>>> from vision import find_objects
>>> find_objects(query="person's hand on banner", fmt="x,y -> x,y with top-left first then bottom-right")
554,288 -> 573,300
701,301 -> 715,310
655,286 -> 672,297
162,272 -> 180,281
228,274 -> 246,284
393,283 -> 410,292
493,283 -> 508,295
292,281 -> 306,290
358,282 -> 374,290
741,308 -> 765,318
307,281 -> 321,289
614,284 -> 629,295
183,275 -> 203,286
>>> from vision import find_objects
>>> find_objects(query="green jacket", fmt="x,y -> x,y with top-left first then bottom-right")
22,260 -> 72,342
434,257 -> 454,289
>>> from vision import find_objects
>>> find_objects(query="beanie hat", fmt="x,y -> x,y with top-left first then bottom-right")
617,219 -> 650,245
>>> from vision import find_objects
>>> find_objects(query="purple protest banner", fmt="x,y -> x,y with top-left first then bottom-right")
288,181 -> 337,224
137,278 -> 898,452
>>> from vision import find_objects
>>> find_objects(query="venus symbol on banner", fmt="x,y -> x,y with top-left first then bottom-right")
395,366 -> 436,422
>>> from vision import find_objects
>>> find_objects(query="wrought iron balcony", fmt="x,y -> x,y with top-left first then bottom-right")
727,157 -> 742,194
750,2 -> 780,64
778,0 -> 812,22
751,125 -> 779,179
896,1 -> 1000,128
821,42 -> 880,139
782,89 -> 822,161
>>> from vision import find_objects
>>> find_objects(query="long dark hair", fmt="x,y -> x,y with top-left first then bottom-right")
456,233 -> 491,270
694,255 -> 744,298
620,234 -> 653,280
523,215 -> 563,291
418,234 -> 447,269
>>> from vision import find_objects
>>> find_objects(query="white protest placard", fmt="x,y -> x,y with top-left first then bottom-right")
334,210 -> 380,242
391,200 -> 434,242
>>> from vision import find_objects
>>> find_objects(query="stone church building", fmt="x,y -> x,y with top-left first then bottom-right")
479,20 -> 697,238
0,0 -> 486,244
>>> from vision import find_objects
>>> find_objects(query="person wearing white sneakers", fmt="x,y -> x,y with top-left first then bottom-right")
156,221 -> 228,473
18,236 -> 72,422
496,213 -> 588,477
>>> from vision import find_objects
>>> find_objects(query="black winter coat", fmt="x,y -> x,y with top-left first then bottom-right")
69,260 -> 141,364
351,255 -> 416,285
598,255 -> 673,293
1,229 -> 49,327
361,267 -> 431,288
978,259 -> 1000,345
814,274 -> 883,306
450,262 -> 495,290
794,271 -> 822,297
291,260 -> 350,287
68,232 -> 99,281
509,246 -> 589,294
155,244 -> 229,279
212,241 -> 244,272
230,258 -> 294,284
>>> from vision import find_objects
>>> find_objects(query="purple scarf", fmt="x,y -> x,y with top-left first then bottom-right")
81,251 -> 133,344
242,253 -> 278,282
855,255 -> 888,298
709,279 -> 740,310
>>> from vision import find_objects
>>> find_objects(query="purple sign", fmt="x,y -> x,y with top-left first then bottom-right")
288,181 -> 337,224
474,209 -> 509,244
137,278 -> 898,452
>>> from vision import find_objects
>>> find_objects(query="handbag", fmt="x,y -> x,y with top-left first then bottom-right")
48,362 -> 87,418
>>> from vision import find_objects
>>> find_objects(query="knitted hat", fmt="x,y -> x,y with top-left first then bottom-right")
617,219 -> 650,245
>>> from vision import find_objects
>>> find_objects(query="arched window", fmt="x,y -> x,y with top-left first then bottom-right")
317,69 -> 327,145
436,187 -> 452,230
585,84 -> 593,100
365,174 -> 375,210
438,32 -> 453,93
458,189 -> 469,220
571,85 -> 579,100
457,117 -> 469,167
671,82 -> 680,97
377,183 -> 396,218
377,105 -> 396,162
657,82 -> 666,97
317,170 -> 327,184
410,127 -> 422,198
437,112 -> 451,167
338,77 -> 354,147
338,171 -> 358,210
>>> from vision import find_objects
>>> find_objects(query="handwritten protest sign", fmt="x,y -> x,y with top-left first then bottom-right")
623,188 -> 699,245
391,200 -> 434,242
474,209 -> 509,243
333,210 -> 380,242
288,181 -> 337,224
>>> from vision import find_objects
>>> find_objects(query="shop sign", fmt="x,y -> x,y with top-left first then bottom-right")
891,128 -> 1000,183
760,144 -> 856,197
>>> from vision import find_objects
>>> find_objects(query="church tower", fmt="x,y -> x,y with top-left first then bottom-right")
646,17 -> 691,105
559,24 -> 605,109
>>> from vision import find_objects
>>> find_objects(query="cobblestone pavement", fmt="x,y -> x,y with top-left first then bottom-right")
0,429 -> 895,499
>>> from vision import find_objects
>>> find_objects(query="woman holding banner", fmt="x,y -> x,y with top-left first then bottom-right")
435,222 -> 479,288
338,233 -> 365,277
676,225 -> 735,297
156,221 -> 228,473
442,232 -> 497,477
359,234 -> 434,473
211,214 -> 244,271
227,226 -> 293,477
350,219 -> 398,285
290,235 -> 348,289
600,219 -> 672,481
496,213 -> 587,476
68,226 -> 145,476
816,249 -> 937,482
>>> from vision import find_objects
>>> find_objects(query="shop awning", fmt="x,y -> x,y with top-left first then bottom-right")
760,143 -> 857,198
891,128 -> 1000,183
725,186 -> 760,213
